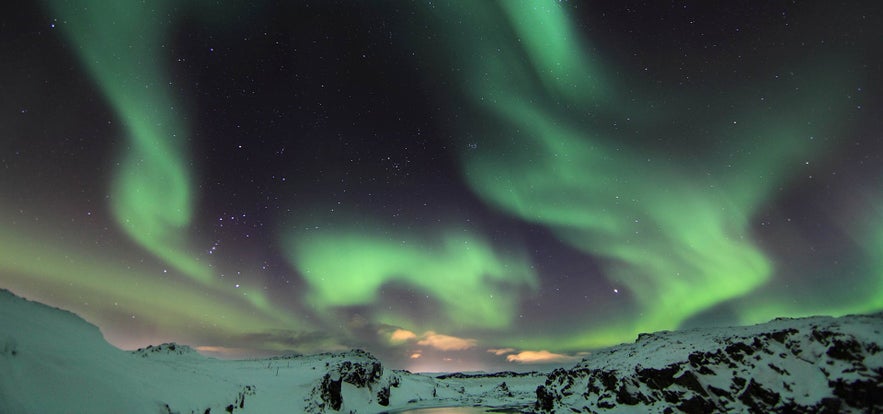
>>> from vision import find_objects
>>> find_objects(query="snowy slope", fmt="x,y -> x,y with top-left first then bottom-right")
4,288 -> 881,413
0,289 -> 540,413
0,289 -> 252,414
534,313 -> 883,413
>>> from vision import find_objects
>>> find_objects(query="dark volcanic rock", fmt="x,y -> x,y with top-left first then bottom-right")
615,381 -> 645,405
635,364 -> 679,390
724,341 -> 755,362
831,374 -> 883,411
305,350 -> 386,412
376,385 -> 390,407
535,385 -> 555,411
678,395 -> 715,414
826,338 -> 863,361
737,379 -> 779,411
673,370 -> 706,397
337,358 -> 382,387
319,374 -> 343,411
132,342 -> 198,358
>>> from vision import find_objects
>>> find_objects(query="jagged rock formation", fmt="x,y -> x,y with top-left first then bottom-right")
435,371 -> 540,380
299,349 -> 543,413
534,313 -> 883,413
132,343 -> 198,358
304,350 -> 395,413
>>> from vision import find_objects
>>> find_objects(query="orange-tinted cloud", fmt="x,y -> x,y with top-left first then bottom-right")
389,328 -> 418,343
410,352 -> 422,359
487,347 -> 516,356
505,350 -> 579,364
417,331 -> 477,351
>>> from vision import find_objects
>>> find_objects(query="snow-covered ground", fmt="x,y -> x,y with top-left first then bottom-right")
2,288 -> 881,413
0,289 -> 540,413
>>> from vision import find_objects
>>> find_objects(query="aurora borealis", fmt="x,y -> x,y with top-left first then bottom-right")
1,1 -> 881,371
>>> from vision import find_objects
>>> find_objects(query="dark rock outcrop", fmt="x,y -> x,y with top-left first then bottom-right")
305,350 -> 386,412
132,342 -> 199,358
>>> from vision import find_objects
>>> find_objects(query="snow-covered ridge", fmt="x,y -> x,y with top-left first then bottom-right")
0,289 -> 539,413
133,343 -> 200,358
3,288 -> 881,413
534,312 -> 883,413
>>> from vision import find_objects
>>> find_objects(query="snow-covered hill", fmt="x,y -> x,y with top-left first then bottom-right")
0,289 -> 538,413
533,313 -> 883,413
2,288 -> 881,413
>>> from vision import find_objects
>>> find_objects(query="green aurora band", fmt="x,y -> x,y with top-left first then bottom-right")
421,1 -> 860,348
42,0 -> 209,282
286,224 -> 537,331
736,190 -> 883,324
6,0 -> 877,361
24,0 -> 293,342
0,211 -> 302,352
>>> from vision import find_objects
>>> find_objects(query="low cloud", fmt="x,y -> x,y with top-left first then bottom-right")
487,347 -> 516,356
417,331 -> 477,351
389,328 -> 418,343
505,350 -> 580,364
410,352 -> 422,359
386,328 -> 477,351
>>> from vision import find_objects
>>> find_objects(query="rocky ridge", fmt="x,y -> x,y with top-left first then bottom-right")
534,313 -> 883,413
133,343 -> 199,358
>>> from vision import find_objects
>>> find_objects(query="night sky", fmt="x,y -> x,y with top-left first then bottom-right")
2,0 -> 882,372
